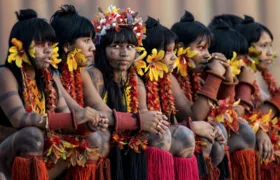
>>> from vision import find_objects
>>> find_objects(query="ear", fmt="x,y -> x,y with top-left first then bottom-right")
63,42 -> 71,54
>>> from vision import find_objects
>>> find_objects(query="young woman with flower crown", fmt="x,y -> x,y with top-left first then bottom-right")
0,9 -> 105,180
50,5 -> 168,180
234,15 -> 280,180
170,11 -> 254,180
87,5 -> 176,180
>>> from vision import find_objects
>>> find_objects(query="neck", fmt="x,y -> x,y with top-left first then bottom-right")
113,70 -> 127,84
24,64 -> 36,80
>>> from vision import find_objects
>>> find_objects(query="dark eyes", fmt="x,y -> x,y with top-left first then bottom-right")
111,44 -> 135,49
84,38 -> 91,43
35,41 -> 53,47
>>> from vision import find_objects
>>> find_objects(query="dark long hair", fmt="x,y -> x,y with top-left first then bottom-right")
5,9 -> 56,103
171,10 -> 212,47
142,17 -> 177,123
50,4 -> 95,65
235,15 -> 273,45
95,27 -> 138,112
208,14 -> 243,29
209,19 -> 248,59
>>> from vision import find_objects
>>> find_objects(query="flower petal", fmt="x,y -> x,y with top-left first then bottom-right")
15,56 -> 22,68
156,50 -> 165,60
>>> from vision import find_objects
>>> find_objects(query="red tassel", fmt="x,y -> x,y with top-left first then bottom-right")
225,146 -> 232,180
203,157 -> 220,180
65,160 -> 97,180
230,149 -> 256,180
146,146 -> 174,180
174,155 -> 199,180
12,156 -> 48,180
96,157 -> 111,180
261,162 -> 280,180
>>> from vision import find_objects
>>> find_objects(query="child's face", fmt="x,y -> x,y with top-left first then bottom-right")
105,42 -> 136,72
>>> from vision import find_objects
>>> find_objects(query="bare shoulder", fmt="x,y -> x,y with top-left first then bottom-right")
137,76 -> 145,87
0,67 -> 18,87
86,66 -> 104,82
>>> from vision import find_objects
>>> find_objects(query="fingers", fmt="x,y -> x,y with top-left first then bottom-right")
212,53 -> 227,62
161,120 -> 170,127
258,140 -> 264,159
263,142 -> 269,160
268,143 -> 274,160
263,141 -> 273,161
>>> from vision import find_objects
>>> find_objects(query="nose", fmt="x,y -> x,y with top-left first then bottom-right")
171,52 -> 177,61
89,40 -> 96,52
267,46 -> 273,57
120,48 -> 128,57
44,44 -> 52,54
203,50 -> 211,60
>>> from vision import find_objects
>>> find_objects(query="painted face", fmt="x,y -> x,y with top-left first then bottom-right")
189,38 -> 211,73
105,43 -> 136,72
34,41 -> 53,69
70,36 -> 95,67
161,42 -> 177,73
252,31 -> 273,71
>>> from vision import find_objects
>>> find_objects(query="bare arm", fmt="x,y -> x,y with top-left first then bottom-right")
137,77 -> 149,112
81,70 -> 115,126
0,68 -> 45,129
170,75 -> 192,122
54,79 -> 70,113
87,67 -> 104,96
52,72 -> 82,112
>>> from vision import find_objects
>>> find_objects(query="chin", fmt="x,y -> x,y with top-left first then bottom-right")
256,63 -> 268,71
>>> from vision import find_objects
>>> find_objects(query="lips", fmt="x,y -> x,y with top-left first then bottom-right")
118,60 -> 130,65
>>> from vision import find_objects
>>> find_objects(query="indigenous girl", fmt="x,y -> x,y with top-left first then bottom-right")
88,6 -> 172,180
208,19 -> 258,180
171,11 -> 241,179
51,5 -> 169,180
50,5 -> 112,179
0,9 -> 102,180
235,15 -> 280,180
137,16 -> 201,180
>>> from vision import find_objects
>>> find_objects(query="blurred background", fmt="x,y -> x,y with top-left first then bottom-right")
1,0 -> 280,84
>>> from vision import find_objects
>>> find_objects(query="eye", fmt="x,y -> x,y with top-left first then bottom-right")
166,48 -> 173,54
197,46 -> 204,50
112,44 -> 120,48
47,42 -> 53,47
84,38 -> 91,43
127,44 -> 135,49
35,41 -> 44,46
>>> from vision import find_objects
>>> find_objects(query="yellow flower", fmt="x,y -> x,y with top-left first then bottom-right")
105,5 -> 119,14
29,41 -> 35,58
272,52 -> 277,59
67,48 -> 86,72
248,46 -> 261,64
124,86 -> 132,112
51,43 -> 61,69
229,51 -> 244,77
145,49 -> 168,81
248,110 -> 272,133
134,47 -> 147,75
174,47 -> 197,77
8,38 -> 31,67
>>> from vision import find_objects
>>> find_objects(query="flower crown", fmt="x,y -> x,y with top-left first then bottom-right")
92,5 -> 146,46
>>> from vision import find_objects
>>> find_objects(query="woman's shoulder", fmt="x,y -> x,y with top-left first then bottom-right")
86,66 -> 104,81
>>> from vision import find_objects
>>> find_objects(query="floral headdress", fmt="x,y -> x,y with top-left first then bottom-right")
92,5 -> 146,46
